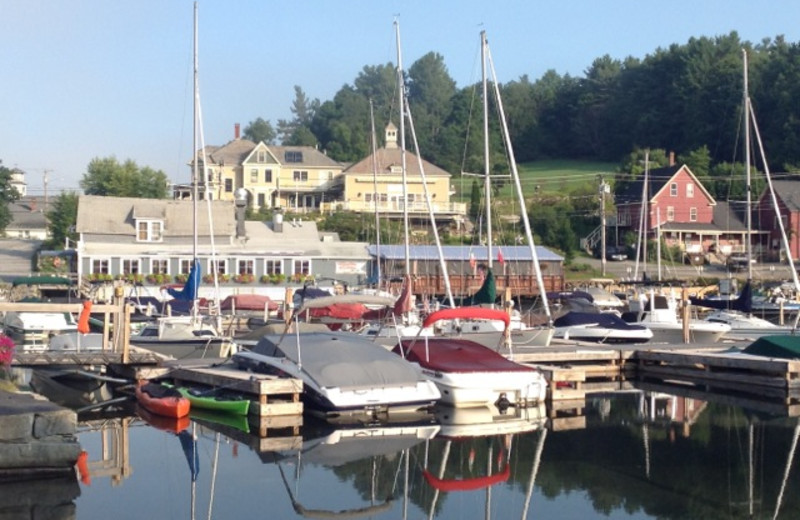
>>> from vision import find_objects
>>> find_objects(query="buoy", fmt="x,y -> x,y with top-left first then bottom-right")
76,450 -> 91,485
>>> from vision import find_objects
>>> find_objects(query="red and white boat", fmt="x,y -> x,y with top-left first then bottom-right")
392,307 -> 547,408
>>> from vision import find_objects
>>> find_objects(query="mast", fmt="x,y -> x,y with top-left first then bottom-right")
394,20 -> 411,278
191,1 -> 200,317
743,49 -> 753,281
369,99 -> 382,288
481,31 -> 493,271
485,34 -> 552,321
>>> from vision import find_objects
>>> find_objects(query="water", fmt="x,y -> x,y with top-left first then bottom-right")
19,389 -> 800,520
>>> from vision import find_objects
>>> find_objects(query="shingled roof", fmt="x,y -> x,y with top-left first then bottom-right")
767,179 -> 800,212
344,148 -> 451,177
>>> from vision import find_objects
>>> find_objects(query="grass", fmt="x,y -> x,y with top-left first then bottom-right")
452,159 -> 618,203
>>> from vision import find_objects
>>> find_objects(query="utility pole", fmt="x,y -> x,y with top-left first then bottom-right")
599,176 -> 608,276
43,169 -> 51,209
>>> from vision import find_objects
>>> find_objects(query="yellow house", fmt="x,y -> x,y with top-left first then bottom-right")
178,126 -> 343,211
322,123 -> 466,224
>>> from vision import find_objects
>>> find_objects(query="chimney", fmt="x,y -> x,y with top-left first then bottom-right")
669,151 -> 675,166
235,123 -> 241,140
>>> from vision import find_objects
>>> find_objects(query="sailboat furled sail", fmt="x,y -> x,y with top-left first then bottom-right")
167,259 -> 201,302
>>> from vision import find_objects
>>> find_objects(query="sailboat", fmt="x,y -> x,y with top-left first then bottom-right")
691,50 -> 797,340
437,30 -> 555,349
129,2 -> 235,360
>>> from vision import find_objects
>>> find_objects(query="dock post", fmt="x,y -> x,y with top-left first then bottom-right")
681,286 -> 690,344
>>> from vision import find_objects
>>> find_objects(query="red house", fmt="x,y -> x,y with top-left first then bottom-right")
615,163 -> 759,260
756,179 -> 800,261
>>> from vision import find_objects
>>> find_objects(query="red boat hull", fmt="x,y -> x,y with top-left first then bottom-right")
135,381 -> 191,418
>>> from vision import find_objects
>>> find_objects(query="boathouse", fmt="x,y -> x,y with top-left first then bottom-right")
368,244 -> 564,298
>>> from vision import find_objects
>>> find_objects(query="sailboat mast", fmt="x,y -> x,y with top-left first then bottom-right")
743,49 -> 753,281
481,31 -> 493,270
192,2 -> 199,260
485,36 -> 552,321
395,20 -> 411,278
369,99 -> 382,288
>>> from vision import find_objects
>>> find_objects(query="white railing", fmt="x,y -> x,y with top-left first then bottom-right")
321,200 -> 467,216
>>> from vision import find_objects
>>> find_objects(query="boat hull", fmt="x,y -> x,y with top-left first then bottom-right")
135,381 -> 190,418
131,337 -> 234,360
422,368 -> 546,408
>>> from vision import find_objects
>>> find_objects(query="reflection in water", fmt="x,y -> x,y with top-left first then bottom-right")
18,380 -> 800,520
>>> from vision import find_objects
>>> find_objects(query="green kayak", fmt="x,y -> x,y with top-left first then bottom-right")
162,383 -> 251,416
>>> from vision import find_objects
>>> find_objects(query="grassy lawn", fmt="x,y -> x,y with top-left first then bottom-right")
452,159 -> 618,202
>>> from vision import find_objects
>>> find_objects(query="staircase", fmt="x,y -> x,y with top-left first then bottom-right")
581,226 -> 603,254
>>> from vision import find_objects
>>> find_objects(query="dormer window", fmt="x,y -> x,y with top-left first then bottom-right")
285,151 -> 303,163
670,182 -> 678,197
137,219 -> 164,242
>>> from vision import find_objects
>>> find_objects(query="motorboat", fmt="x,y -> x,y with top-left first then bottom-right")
130,315 -> 236,360
232,328 -> 441,416
392,307 -> 547,408
554,311 -> 653,343
3,309 -> 78,350
623,290 -> 730,343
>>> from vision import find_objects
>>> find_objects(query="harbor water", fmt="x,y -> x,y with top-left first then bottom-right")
24,387 -> 800,520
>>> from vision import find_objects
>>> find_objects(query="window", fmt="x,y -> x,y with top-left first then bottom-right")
285,151 -> 303,163
238,259 -> 254,275
250,169 -> 258,183
686,183 -> 695,198
689,207 -> 698,222
92,259 -> 109,274
257,193 -> 265,207
666,206 -> 674,221
225,178 -> 233,192
122,259 -> 140,275
257,150 -> 266,163
180,259 -> 194,275
670,183 -> 678,197
136,220 -> 163,242
151,259 -> 168,274
293,171 -> 308,182
265,259 -> 283,275
265,169 -> 273,183
293,259 -> 311,276
209,259 -> 227,275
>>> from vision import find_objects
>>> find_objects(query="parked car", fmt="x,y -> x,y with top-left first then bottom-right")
727,254 -> 756,271
595,245 -> 628,261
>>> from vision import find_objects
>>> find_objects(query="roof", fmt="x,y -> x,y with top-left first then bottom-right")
201,139 -> 257,167
368,244 -> 563,262
76,195 -> 235,236
344,148 -> 451,177
616,164 -> 715,205
8,198 -> 49,231
766,179 -> 800,212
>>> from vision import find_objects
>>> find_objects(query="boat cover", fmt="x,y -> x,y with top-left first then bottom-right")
554,311 -> 648,330
393,338 -> 534,374
250,332 -> 426,389
743,335 -> 800,359
220,294 -> 279,312
689,281 -> 752,313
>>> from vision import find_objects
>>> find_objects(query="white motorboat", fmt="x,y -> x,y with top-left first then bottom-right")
3,310 -> 78,350
704,309 -> 795,340
232,329 -> 441,416
392,307 -> 547,408
130,315 -> 236,360
624,290 -> 730,343
553,311 -> 653,344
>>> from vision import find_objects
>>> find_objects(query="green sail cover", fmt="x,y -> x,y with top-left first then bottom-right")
743,335 -> 800,360
468,268 -> 496,305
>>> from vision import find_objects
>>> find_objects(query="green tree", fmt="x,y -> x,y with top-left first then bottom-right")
243,117 -> 276,144
278,86 -> 320,145
45,192 -> 79,249
80,157 -> 169,198
0,162 -> 21,232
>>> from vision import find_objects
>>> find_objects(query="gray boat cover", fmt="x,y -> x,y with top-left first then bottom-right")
252,332 -> 424,390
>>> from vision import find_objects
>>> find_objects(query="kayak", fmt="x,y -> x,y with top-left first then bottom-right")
135,380 -> 191,418
163,382 -> 250,416
136,403 -> 190,433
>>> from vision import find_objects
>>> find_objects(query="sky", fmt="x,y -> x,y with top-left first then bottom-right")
3,0 -> 800,196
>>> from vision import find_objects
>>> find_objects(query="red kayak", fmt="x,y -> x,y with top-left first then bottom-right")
135,380 -> 190,418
